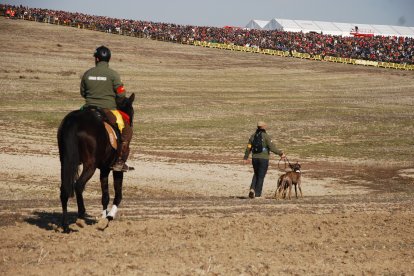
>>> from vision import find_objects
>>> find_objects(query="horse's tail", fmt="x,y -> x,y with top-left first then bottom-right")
58,118 -> 79,198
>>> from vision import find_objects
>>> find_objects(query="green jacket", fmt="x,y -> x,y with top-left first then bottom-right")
244,130 -> 283,160
80,61 -> 126,109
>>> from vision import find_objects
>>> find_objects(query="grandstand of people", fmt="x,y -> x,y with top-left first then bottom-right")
1,4 -> 413,69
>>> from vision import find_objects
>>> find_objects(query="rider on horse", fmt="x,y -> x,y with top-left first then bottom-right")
80,46 -> 133,172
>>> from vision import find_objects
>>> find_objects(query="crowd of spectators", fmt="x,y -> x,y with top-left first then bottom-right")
2,4 -> 413,64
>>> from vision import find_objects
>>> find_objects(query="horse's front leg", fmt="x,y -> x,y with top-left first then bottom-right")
107,171 -> 123,220
100,168 -> 111,218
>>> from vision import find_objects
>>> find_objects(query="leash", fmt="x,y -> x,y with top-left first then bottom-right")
278,157 -> 292,171
277,157 -> 294,171
277,158 -> 286,171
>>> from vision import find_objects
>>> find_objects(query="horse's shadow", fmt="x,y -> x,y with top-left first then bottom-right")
25,211 -> 96,231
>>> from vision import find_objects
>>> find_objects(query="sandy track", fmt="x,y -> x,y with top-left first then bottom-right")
1,152 -> 414,275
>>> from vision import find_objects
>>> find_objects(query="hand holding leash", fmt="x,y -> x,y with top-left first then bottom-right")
278,154 -> 290,171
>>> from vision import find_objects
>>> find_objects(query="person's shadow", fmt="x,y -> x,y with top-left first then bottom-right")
25,211 -> 96,231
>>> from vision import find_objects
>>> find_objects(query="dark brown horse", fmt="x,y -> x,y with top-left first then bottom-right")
57,93 -> 135,233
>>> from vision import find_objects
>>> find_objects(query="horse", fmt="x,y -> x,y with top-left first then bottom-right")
57,93 -> 135,233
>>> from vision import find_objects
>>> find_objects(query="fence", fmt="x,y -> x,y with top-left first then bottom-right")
192,41 -> 414,71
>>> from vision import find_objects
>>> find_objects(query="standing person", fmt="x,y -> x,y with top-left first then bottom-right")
80,45 -> 133,172
243,121 -> 286,198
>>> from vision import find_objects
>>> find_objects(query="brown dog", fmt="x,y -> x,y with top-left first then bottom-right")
275,162 -> 302,200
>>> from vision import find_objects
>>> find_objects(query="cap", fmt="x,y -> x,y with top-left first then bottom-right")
257,121 -> 267,127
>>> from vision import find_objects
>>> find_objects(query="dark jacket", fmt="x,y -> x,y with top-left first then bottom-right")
244,129 -> 283,160
80,61 -> 125,109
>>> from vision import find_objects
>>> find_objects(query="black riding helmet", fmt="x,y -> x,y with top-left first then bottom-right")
93,46 -> 111,62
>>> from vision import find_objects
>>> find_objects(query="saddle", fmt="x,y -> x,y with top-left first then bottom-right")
84,106 -> 122,150
105,110 -> 126,150
104,122 -> 119,149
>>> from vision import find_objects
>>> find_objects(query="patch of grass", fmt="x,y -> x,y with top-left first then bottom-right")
1,18 -> 414,163
5,111 -> 65,128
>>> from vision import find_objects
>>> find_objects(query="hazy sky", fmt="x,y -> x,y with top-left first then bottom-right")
3,0 -> 414,27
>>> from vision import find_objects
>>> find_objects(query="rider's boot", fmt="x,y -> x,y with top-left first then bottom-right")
112,142 -> 130,172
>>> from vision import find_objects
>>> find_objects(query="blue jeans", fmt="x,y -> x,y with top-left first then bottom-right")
250,158 -> 269,197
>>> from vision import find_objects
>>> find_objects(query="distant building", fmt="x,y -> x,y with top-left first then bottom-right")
246,18 -> 414,38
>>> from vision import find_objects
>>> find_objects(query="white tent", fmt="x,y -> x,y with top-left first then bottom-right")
253,18 -> 414,38
245,19 -> 269,30
262,18 -> 284,31
391,26 -> 414,38
332,22 -> 357,36
372,24 -> 401,37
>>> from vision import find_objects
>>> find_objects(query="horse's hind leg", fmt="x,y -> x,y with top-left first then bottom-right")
100,168 -> 111,218
60,187 -> 70,233
75,164 -> 96,219
107,171 -> 123,220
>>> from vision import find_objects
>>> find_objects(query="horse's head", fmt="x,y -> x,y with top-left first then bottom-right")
118,93 -> 135,126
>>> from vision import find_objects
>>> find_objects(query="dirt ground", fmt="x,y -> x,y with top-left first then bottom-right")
1,17 -> 414,275
1,147 -> 414,275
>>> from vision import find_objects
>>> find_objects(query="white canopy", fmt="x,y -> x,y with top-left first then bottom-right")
245,19 -> 269,30
246,18 -> 414,38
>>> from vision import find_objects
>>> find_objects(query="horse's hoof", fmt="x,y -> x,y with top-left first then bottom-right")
96,218 -> 109,231
76,218 -> 87,228
48,223 -> 60,232
62,226 -> 71,234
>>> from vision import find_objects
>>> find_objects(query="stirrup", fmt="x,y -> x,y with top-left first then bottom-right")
112,161 -> 129,172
